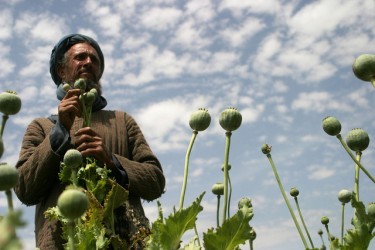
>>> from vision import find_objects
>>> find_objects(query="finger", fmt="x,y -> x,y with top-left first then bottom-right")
63,89 -> 81,99
75,127 -> 98,137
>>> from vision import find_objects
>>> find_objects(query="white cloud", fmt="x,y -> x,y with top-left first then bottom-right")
14,12 -> 67,44
171,19 -> 212,50
308,166 -> 335,180
184,0 -> 215,23
288,0 -> 361,38
0,9 -> 13,40
291,91 -> 353,113
140,7 -> 183,31
220,17 -> 265,47
219,0 -> 282,16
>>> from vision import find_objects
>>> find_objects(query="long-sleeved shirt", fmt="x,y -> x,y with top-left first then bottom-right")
14,109 -> 165,249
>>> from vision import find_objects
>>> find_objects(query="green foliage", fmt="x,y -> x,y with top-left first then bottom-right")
146,193 -> 205,250
203,205 -> 254,250
46,157 -> 129,249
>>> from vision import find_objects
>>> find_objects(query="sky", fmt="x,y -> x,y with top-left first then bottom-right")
0,0 -> 375,249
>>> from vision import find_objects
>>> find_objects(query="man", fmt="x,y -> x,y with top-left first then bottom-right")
14,34 -> 165,249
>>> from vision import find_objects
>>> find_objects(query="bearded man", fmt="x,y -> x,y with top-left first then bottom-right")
14,34 -> 165,249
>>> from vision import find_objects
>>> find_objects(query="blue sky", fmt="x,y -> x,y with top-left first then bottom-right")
1,0 -> 375,249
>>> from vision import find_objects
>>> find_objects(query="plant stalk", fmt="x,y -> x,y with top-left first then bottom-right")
216,195 -> 221,227
179,130 -> 197,210
5,189 -> 14,213
336,134 -> 375,183
340,203 -> 345,246
266,153 -> 308,248
354,152 -> 361,201
294,197 -> 314,248
67,220 -> 76,250
222,132 -> 231,224
0,114 -> 9,137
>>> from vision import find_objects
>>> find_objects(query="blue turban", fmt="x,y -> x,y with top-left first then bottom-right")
49,34 -> 105,86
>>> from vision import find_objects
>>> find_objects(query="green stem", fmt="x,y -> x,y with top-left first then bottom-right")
216,195 -> 221,227
324,224 -> 331,243
5,189 -> 14,213
67,220 -> 76,250
179,131 -> 197,210
354,152 -> 361,201
0,114 -> 9,137
336,134 -> 375,183
341,203 -> 345,246
266,153 -> 308,248
194,224 -> 201,247
371,79 -> 375,88
227,172 -> 232,219
319,233 -> 325,247
249,239 -> 254,250
71,169 -> 78,187
294,197 -> 314,248
222,132 -> 231,224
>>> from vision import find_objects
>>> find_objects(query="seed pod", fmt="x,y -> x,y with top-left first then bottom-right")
62,83 -> 71,92
337,189 -> 352,204
367,202 -> 375,219
211,182 -> 224,196
290,187 -> 299,198
322,116 -> 341,136
352,54 -> 375,83
249,228 -> 256,240
189,108 -> 211,132
317,229 -> 323,236
74,78 -> 86,91
63,149 -> 83,169
0,91 -> 22,116
346,128 -> 370,152
57,189 -> 88,220
0,136 -> 3,158
219,107 -> 242,132
321,216 -> 329,225
238,197 -> 252,209
84,91 -> 96,106
0,163 -> 19,191
261,144 -> 272,154
221,163 -> 231,172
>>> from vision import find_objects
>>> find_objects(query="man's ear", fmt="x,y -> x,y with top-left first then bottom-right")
57,65 -> 65,80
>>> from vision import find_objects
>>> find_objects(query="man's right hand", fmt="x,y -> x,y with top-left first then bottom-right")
58,89 -> 81,131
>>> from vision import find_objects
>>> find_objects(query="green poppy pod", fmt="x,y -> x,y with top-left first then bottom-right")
211,182 -> 224,196
62,83 -> 71,92
0,91 -> 22,116
290,187 -> 299,198
57,189 -> 88,220
352,54 -> 375,83
249,229 -> 256,241
367,202 -> 375,219
238,197 -> 252,209
321,216 -> 329,225
189,108 -> 211,132
0,163 -> 19,191
74,78 -> 86,91
346,128 -> 370,152
63,149 -> 83,169
261,144 -> 272,154
322,116 -> 341,136
337,189 -> 352,204
219,107 -> 242,132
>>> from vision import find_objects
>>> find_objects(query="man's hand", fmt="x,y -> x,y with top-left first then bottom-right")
58,89 -> 81,130
74,127 -> 114,169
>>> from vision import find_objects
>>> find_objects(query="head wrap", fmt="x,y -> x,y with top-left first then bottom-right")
49,34 -> 105,86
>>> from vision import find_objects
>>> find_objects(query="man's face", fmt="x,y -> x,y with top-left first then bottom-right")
58,43 -> 102,91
